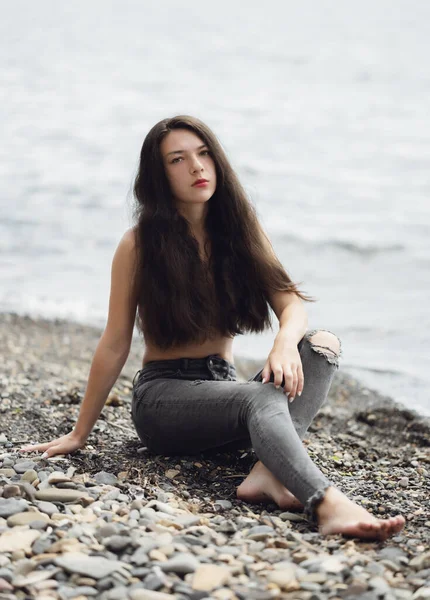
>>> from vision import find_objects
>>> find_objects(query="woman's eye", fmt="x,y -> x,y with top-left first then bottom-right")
171,157 -> 182,163
201,150 -> 210,156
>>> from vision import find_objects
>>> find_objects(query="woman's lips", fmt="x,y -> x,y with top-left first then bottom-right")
193,181 -> 209,187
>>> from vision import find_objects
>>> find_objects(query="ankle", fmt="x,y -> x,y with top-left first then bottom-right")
315,486 -> 341,520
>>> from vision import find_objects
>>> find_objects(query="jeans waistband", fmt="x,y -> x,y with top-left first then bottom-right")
133,354 -> 237,386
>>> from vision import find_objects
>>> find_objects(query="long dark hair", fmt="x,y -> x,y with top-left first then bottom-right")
132,115 -> 313,350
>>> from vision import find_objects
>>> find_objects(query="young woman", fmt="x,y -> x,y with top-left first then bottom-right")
21,115 -> 405,540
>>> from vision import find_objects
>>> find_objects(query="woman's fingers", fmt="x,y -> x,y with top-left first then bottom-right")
297,363 -> 304,396
42,444 -> 62,458
20,442 -> 52,453
286,366 -> 298,401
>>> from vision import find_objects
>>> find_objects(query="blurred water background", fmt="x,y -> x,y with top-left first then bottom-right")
1,1 -> 429,414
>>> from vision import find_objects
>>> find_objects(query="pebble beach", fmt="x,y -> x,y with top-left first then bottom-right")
1,312 -> 429,600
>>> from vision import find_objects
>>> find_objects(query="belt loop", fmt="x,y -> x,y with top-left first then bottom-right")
132,369 -> 142,387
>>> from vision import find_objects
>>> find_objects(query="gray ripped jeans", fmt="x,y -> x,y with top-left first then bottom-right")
131,329 -> 342,519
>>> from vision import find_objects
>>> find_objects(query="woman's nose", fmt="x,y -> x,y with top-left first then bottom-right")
190,157 -> 203,172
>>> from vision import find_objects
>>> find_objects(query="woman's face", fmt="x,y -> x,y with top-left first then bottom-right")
161,129 -> 217,207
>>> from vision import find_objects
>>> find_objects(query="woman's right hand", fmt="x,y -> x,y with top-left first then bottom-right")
20,431 -> 86,458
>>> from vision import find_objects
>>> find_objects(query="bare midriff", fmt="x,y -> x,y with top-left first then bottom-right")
142,333 -> 235,366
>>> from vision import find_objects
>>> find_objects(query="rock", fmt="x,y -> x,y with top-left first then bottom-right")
105,535 -> 133,552
35,489 -> 90,503
412,588 -> 430,600
13,461 -> 37,474
379,547 -> 408,563
165,469 -> 180,479
320,556 -> 346,574
21,469 -> 38,483
0,528 -> 40,552
7,510 -> 50,527
0,577 -> 13,592
130,548 -> 149,566
35,501 -> 58,516
94,471 -> 118,485
214,500 -> 233,510
192,564 -> 231,591
267,565 -> 299,591
13,569 -> 60,588
55,553 -> 127,579
143,572 -> 167,591
159,552 -> 200,574
47,471 -> 72,484
2,485 -> 21,499
129,589 -> 175,600
410,552 -> 430,571
246,526 -> 274,541
0,469 -> 16,478
0,498 -> 28,518
279,511 -> 306,522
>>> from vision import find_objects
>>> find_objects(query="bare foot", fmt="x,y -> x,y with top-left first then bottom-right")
317,487 -> 405,541
236,461 -> 304,511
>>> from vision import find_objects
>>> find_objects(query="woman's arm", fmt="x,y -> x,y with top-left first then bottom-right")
20,228 -> 139,457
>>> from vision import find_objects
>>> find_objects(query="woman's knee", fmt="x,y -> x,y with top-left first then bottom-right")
303,329 -> 342,367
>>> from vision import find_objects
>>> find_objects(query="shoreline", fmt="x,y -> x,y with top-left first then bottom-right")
1,312 -> 429,600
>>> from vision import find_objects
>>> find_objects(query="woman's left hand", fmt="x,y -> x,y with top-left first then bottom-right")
261,346 -> 304,402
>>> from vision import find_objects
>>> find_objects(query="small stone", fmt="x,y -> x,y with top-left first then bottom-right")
129,589 -> 175,600
47,471 -> 72,484
35,501 -> 58,516
267,566 -> 299,592
0,469 -> 16,478
399,477 -> 409,488
279,511 -> 306,522
159,552 -> 200,575
13,569 -> 59,588
192,564 -> 231,591
105,536 -> 132,552
214,500 -> 233,510
412,588 -> 430,600
410,552 -> 430,571
0,577 -> 13,592
55,553 -> 126,579
165,469 -> 180,479
35,489 -> 90,503
0,497 -> 28,518
21,469 -> 38,483
2,485 -> 21,499
13,461 -> 37,474
94,471 -> 118,485
7,511 -> 49,527
0,528 -> 40,553
246,525 -> 274,541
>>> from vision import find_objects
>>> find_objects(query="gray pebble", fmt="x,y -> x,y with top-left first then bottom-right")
55,554 -> 126,579
104,585 -> 130,600
130,548 -> 149,566
105,535 -> 133,552
0,497 -> 28,518
13,461 -> 37,474
246,525 -> 275,541
96,524 -> 119,540
35,501 -> 58,516
214,499 -> 233,510
94,471 -> 118,485
143,572 -> 166,591
159,552 -> 200,574
103,489 -> 121,501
